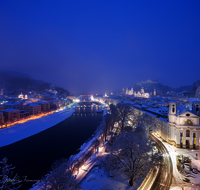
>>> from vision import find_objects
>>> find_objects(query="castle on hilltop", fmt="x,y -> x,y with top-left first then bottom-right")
136,79 -> 158,86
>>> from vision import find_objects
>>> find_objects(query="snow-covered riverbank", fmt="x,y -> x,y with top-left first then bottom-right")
30,109 -> 106,190
0,108 -> 75,148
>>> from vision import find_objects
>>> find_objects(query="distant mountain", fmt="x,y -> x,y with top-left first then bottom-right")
131,79 -> 175,95
127,79 -> 200,97
0,70 -> 69,96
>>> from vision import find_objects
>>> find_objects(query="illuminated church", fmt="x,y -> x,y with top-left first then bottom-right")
126,88 -> 133,95
167,101 -> 200,149
134,87 -> 150,98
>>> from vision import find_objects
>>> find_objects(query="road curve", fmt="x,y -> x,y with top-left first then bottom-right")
150,134 -> 173,190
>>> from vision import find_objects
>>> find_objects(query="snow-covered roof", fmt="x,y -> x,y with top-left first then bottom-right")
187,98 -> 200,102
193,101 -> 200,104
3,108 -> 19,112
176,106 -> 197,116
34,101 -> 48,104
25,103 -> 40,107
168,100 -> 179,103
4,102 -> 22,105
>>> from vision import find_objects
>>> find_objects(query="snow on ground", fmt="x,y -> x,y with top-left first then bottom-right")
192,160 -> 200,171
154,135 -> 200,190
72,109 -> 107,162
81,167 -> 144,190
0,108 -> 74,148
30,109 -> 106,190
170,187 -> 182,190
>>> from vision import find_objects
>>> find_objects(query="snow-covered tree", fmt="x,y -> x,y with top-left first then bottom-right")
110,102 -> 135,131
103,126 -> 161,186
101,114 -> 116,142
36,158 -> 81,190
0,157 -> 21,190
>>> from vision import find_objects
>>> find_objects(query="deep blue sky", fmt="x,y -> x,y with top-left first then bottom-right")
0,1 -> 200,94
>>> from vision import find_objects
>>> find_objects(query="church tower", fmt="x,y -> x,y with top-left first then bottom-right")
130,88 -> 133,95
18,92 -> 24,99
168,102 -> 177,123
192,102 -> 200,116
126,88 -> 128,95
154,88 -> 156,96
141,87 -> 144,94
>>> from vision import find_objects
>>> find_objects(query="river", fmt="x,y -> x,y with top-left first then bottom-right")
0,106 -> 102,190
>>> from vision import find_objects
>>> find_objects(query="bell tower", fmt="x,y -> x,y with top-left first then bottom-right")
126,88 -> 128,95
169,102 -> 177,123
192,101 -> 200,116
130,88 -> 133,95
169,102 -> 176,115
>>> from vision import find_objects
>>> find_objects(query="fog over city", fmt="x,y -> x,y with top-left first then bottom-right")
1,1 -> 200,94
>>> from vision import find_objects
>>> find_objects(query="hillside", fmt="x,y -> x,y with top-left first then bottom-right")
128,79 -> 200,97
131,79 -> 174,95
0,70 -> 69,96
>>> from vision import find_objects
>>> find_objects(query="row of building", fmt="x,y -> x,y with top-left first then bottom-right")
122,87 -> 151,98
103,93 -> 200,150
0,99 -> 72,125
134,99 -> 200,150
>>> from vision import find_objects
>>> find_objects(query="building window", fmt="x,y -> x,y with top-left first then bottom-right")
183,119 -> 193,125
186,130 -> 190,137
196,105 -> 199,112
193,133 -> 196,138
172,105 -> 175,113
180,132 -> 183,137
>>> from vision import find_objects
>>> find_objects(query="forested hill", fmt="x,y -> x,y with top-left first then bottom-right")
0,70 -> 69,95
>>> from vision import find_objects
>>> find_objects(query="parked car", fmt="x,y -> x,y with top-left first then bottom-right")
183,156 -> 190,163
183,178 -> 190,182
192,168 -> 199,174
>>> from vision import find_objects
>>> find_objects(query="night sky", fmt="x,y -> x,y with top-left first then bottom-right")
0,1 -> 200,94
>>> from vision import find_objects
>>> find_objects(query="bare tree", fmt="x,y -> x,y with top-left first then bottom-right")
101,114 -> 115,142
116,102 -> 134,130
103,126 -> 161,186
139,113 -> 157,135
36,158 -> 81,190
0,157 -> 21,190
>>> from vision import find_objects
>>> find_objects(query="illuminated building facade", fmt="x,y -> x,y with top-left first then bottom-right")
154,88 -> 156,96
126,88 -> 134,95
35,101 -> 50,112
0,112 -> 4,125
168,102 -> 200,149
3,109 -> 20,123
18,92 -> 28,99
134,87 -> 150,98
3,102 -> 23,110
23,103 -> 41,115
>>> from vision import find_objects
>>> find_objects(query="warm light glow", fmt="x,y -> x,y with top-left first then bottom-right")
0,108 -> 66,129
91,95 -> 94,101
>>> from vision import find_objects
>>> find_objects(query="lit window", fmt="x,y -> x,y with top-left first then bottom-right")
183,119 -> 193,125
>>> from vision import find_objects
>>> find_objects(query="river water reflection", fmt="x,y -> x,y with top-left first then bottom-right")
0,106 -> 102,190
